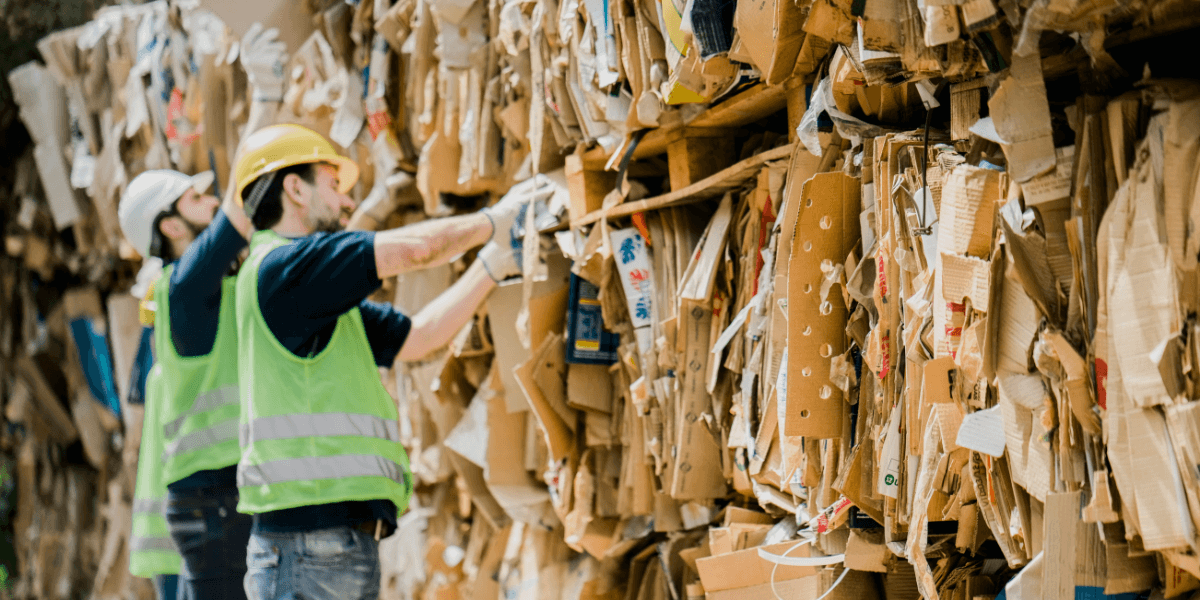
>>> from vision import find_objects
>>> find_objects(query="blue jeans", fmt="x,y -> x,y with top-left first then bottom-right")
244,526 -> 381,600
165,486 -> 253,600
152,574 -> 179,600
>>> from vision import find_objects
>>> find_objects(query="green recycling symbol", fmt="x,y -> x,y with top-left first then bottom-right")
884,474 -> 896,486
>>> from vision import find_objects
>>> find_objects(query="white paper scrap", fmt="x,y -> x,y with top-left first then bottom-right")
955,405 -> 1007,457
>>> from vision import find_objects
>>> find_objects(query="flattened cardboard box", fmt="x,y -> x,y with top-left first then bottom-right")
785,172 -> 861,437
695,541 -> 819,592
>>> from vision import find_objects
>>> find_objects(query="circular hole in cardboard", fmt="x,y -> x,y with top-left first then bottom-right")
820,216 -> 833,230
819,385 -> 832,399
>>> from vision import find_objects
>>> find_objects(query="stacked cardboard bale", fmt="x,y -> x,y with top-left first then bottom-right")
5,0 -> 1200,598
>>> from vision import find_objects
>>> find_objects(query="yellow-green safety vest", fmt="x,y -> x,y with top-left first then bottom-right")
233,230 -> 412,515
154,265 -> 242,485
129,363 -> 181,577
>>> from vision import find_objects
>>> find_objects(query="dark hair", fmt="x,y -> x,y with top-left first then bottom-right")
244,163 -> 317,230
149,197 -> 185,262
149,211 -> 175,262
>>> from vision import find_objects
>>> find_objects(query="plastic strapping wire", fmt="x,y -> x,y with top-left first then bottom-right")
244,170 -> 278,219
918,108 -> 933,231
617,128 -> 646,184
757,536 -> 848,600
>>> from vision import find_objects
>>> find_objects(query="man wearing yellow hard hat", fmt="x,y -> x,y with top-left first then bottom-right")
230,123 -> 527,600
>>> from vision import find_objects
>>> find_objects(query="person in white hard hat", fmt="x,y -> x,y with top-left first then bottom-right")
120,170 -> 222,262
120,22 -> 285,600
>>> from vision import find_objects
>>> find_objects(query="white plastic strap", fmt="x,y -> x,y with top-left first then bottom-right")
756,538 -> 846,567
760,537 -> 850,600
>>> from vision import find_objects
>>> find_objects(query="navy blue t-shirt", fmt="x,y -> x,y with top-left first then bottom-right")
166,211 -> 247,492
254,230 -> 410,533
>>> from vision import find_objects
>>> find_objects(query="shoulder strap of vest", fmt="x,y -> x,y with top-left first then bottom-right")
248,230 -> 292,263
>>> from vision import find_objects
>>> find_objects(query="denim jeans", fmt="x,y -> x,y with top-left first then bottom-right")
152,574 -> 179,600
244,526 -> 381,600
165,486 -> 253,600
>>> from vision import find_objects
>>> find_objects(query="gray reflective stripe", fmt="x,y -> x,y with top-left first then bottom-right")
162,419 -> 239,462
130,535 -> 177,553
240,413 -> 399,447
163,385 -> 239,439
238,454 -> 406,487
132,498 -> 165,515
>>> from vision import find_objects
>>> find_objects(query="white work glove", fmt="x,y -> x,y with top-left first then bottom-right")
477,236 -> 524,282
481,175 -> 556,243
240,23 -> 288,102
481,196 -> 526,246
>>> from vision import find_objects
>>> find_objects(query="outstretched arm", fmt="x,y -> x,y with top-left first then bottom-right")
218,96 -> 277,239
373,213 -> 494,279
221,23 -> 288,239
396,260 -> 496,362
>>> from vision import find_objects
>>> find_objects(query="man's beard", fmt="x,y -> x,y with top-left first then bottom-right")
180,214 -> 208,238
308,211 -> 350,234
180,204 -> 218,237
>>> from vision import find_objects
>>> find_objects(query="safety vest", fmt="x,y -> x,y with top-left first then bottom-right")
234,230 -> 412,516
155,265 -> 242,485
129,363 -> 181,577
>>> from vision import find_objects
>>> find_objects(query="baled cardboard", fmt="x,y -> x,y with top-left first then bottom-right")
785,173 -> 861,437
988,53 -> 1057,183
670,298 -> 727,500
731,0 -> 805,85
514,334 -> 576,464
845,529 -> 889,573
695,541 -> 818,593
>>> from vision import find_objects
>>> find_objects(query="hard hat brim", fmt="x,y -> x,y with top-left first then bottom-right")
235,155 -> 360,205
190,171 -> 216,195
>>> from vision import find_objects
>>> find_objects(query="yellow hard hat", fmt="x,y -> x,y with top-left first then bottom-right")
233,124 -> 359,209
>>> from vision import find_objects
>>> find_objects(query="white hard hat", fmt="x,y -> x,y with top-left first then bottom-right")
118,169 -> 215,259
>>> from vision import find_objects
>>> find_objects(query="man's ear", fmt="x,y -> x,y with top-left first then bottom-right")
158,215 -> 187,241
282,172 -> 308,207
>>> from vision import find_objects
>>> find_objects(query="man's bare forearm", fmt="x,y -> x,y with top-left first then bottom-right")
397,260 -> 496,362
373,213 -> 492,279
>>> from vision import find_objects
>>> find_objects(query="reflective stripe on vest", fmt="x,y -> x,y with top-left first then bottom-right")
129,535 -> 178,553
162,418 -> 239,462
162,385 -> 239,439
238,413 -> 400,447
132,498 -> 165,516
238,454 -> 407,487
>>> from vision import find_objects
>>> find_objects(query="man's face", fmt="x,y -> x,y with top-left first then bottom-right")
173,187 -> 220,236
302,164 -> 355,234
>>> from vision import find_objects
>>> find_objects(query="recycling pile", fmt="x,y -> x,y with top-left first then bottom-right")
4,0 -> 1200,598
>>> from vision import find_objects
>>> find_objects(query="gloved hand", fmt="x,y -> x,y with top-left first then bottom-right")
481,196 -> 527,246
481,175 -> 556,242
477,236 -> 524,282
240,23 -> 288,102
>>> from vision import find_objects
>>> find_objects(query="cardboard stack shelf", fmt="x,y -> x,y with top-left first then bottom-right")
4,0 -> 1200,598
